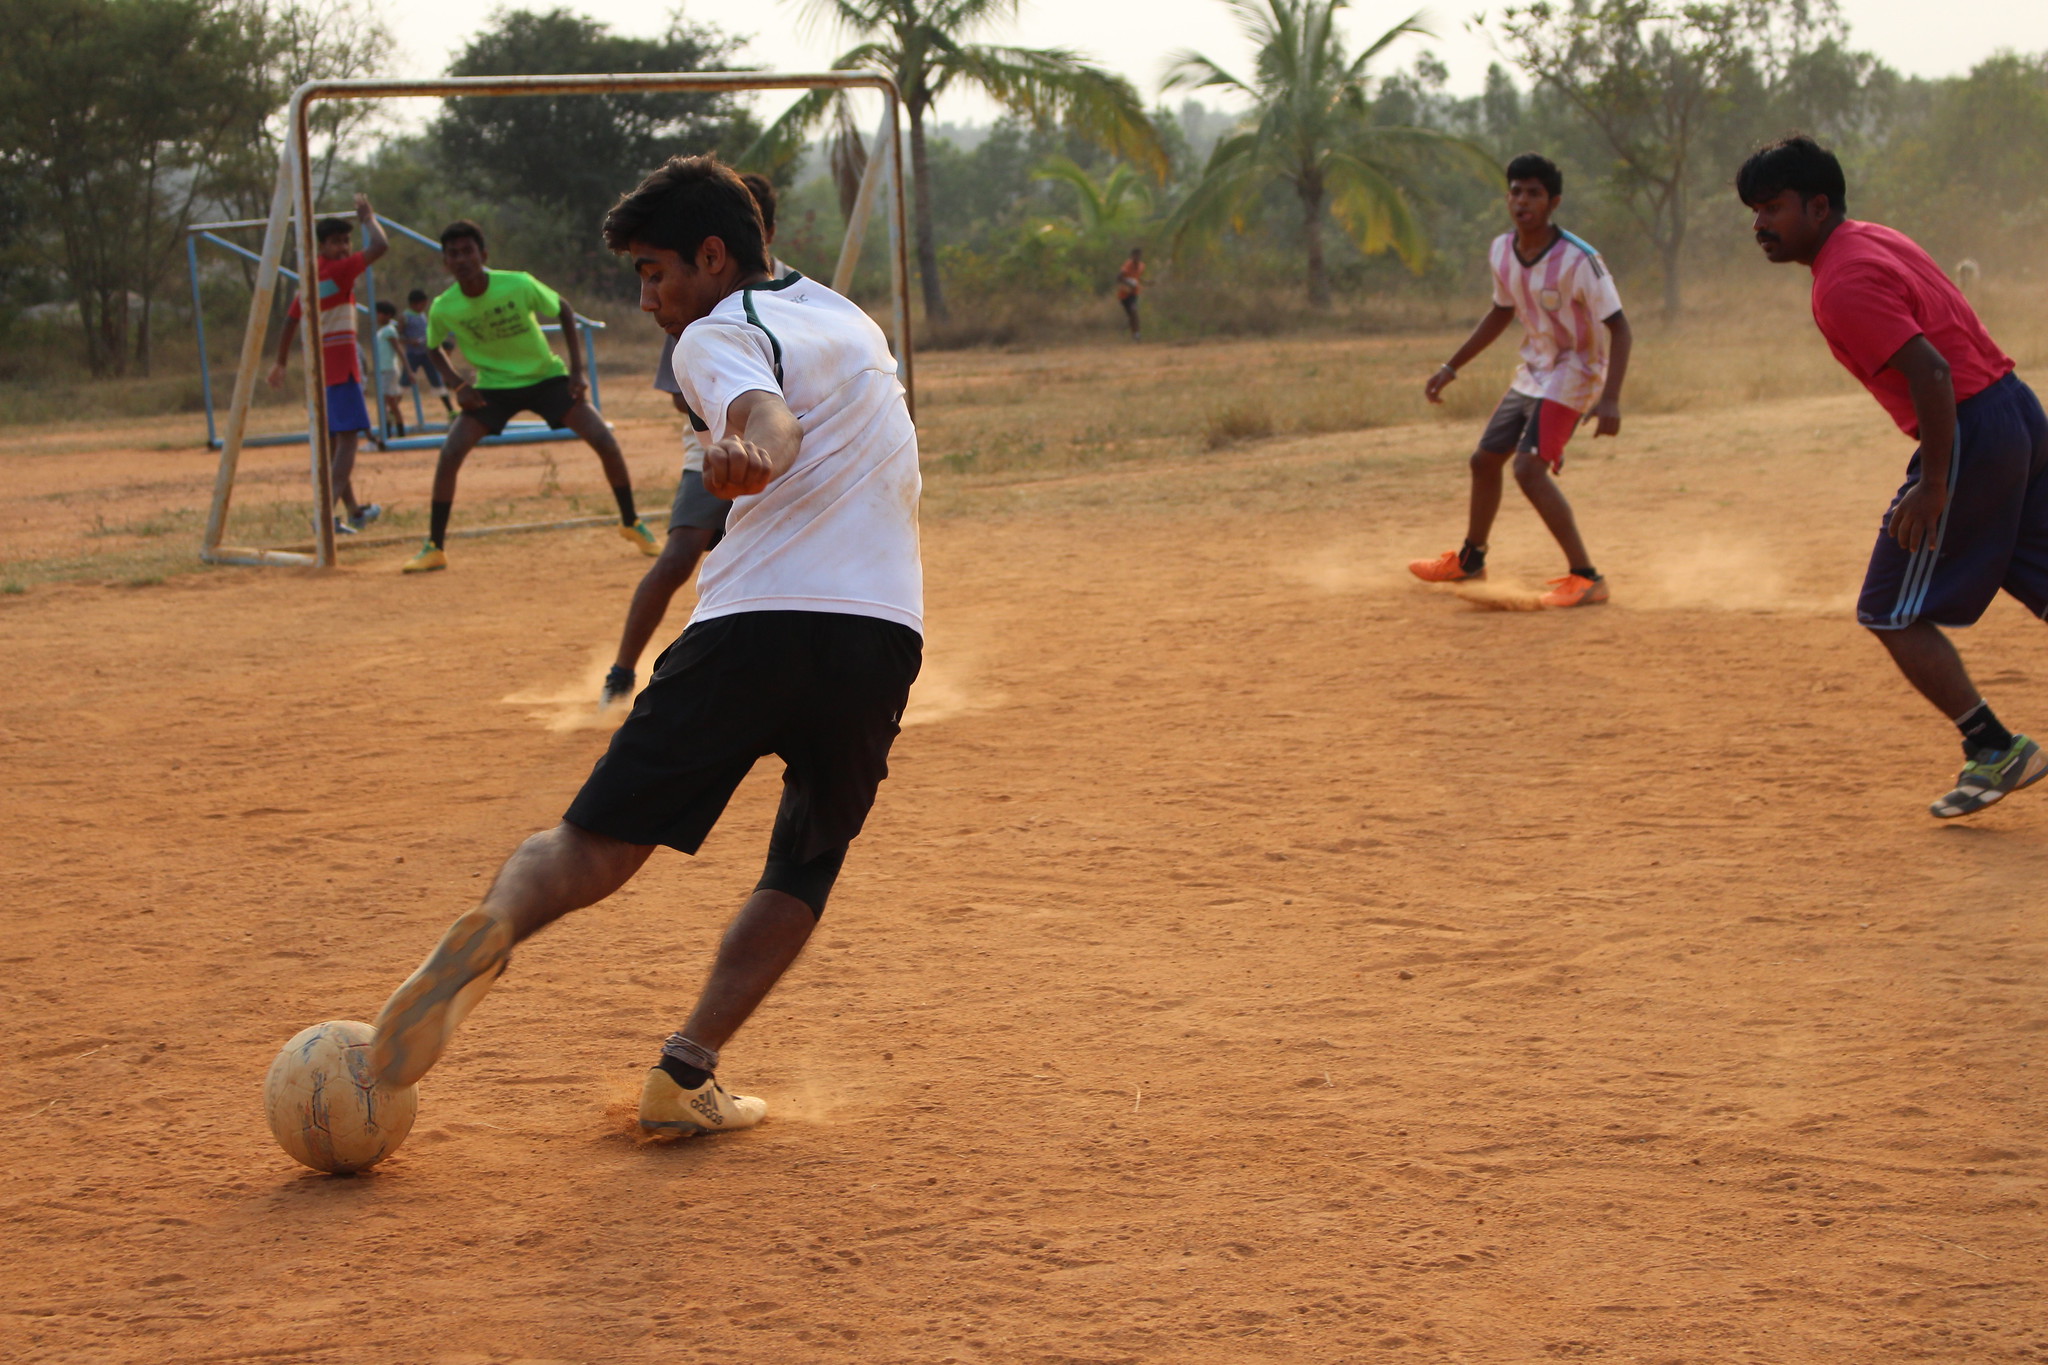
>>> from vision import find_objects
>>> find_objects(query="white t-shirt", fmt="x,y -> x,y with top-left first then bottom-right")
657,260 -> 788,474
1489,229 -> 1624,413
669,272 -> 923,634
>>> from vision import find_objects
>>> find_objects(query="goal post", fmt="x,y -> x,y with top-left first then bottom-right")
201,69 -> 912,569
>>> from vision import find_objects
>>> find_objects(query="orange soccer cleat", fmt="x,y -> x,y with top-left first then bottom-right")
1408,550 -> 1483,583
1539,573 -> 1610,608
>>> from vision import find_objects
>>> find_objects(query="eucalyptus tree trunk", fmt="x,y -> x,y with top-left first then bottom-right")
906,99 -> 948,322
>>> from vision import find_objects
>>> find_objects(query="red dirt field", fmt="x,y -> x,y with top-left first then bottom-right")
4,370 -> 2047,1362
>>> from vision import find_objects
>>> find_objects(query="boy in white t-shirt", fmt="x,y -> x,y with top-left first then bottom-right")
1410,153 -> 1633,608
366,156 -> 923,1141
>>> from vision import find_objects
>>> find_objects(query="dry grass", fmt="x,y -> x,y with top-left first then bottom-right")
6,272 -> 2048,589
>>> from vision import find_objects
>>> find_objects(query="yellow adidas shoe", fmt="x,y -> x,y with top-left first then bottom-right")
638,1067 -> 767,1136
401,540 -> 447,574
620,520 -> 659,556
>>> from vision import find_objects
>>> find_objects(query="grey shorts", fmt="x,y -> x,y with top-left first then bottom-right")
669,468 -> 732,534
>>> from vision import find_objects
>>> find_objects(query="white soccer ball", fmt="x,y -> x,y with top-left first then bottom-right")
264,1019 -> 418,1173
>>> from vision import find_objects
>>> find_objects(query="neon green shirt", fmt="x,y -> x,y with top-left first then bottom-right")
426,270 -> 570,390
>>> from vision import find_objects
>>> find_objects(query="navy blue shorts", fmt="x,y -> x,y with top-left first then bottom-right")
325,378 -> 370,434
1859,372 -> 2048,630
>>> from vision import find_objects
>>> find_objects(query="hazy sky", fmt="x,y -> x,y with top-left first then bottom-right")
378,0 -> 2048,123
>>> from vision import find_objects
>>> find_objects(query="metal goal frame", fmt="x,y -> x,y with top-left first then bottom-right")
202,70 -> 911,569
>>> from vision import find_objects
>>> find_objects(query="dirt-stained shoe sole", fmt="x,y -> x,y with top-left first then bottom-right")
370,909 -> 512,1088
637,1067 -> 767,1136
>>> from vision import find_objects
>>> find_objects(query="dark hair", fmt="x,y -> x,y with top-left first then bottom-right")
1505,153 -> 1562,198
440,219 -> 486,251
602,155 -> 769,275
375,299 -> 396,316
1736,134 -> 1846,215
407,288 -> 428,304
316,217 -> 353,244
737,171 -> 778,236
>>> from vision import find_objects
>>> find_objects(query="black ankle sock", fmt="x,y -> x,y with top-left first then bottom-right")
1459,540 -> 1487,572
1957,701 -> 2016,756
429,499 -> 452,549
1569,564 -> 1600,580
612,484 -> 637,527
656,1055 -> 709,1089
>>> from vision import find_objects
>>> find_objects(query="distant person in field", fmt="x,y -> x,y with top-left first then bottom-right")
403,219 -> 657,574
1741,134 -> 2048,818
604,171 -> 790,709
368,156 -> 924,1142
372,300 -> 410,440
1116,247 -> 1144,340
1411,153 -> 1632,608
266,192 -> 386,536
401,288 -> 457,420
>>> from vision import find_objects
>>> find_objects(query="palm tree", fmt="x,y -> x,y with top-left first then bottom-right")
1030,155 -> 1155,237
1165,0 -> 1489,306
756,0 -> 1167,321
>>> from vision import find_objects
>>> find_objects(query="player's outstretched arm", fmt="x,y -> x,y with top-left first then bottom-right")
702,389 -> 801,499
1426,304 -> 1516,403
1884,335 -> 1957,553
356,194 -> 389,266
1584,309 -> 1632,437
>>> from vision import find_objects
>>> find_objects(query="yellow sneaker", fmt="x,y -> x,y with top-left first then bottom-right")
638,1067 -> 767,1136
620,519 -> 659,556
401,540 -> 447,574
1539,573 -> 1610,607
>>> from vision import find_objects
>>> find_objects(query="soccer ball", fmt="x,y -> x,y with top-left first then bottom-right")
264,1020 -> 418,1173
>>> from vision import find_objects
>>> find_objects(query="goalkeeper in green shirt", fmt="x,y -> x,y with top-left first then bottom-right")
404,218 -> 658,573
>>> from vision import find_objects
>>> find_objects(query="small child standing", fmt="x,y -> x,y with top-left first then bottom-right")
402,288 -> 456,420
373,300 -> 409,440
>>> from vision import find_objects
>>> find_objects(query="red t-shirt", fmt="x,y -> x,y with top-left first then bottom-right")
1809,219 -> 2011,437
286,251 -> 369,386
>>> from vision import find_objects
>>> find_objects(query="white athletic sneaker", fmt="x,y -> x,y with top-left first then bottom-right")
370,908 -> 513,1088
638,1067 -> 767,1136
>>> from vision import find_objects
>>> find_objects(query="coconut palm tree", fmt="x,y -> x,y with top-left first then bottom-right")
1165,0 -> 1489,306
755,0 -> 1167,321
1030,155 -> 1154,235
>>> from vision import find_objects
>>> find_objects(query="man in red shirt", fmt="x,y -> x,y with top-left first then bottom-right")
269,192 -> 388,537
1742,135 -> 2048,818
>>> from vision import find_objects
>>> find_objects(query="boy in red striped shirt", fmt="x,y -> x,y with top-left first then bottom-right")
1411,153 -> 1633,608
268,193 -> 387,536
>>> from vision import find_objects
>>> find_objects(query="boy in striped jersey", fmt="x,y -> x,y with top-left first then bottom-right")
1411,154 -> 1632,607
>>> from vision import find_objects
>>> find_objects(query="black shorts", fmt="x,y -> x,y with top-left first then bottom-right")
1859,373 -> 2048,629
471,376 -> 577,436
564,610 -> 923,863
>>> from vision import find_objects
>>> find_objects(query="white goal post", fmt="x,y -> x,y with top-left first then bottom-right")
202,70 -> 913,569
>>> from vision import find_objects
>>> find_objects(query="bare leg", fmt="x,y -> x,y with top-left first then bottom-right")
1465,448 -> 1513,548
674,890 -> 818,1052
430,414 -> 489,504
331,431 -> 362,519
561,402 -> 633,492
371,821 -> 653,1085
480,821 -> 654,943
613,527 -> 715,672
1872,621 -> 1984,720
1512,451 -> 1593,570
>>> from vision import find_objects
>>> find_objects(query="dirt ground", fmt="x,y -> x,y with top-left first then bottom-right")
4,345 -> 2047,1363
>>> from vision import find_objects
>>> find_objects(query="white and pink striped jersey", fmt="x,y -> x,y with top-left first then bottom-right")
1488,229 -> 1624,413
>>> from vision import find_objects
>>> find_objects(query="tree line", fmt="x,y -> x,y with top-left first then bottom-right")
1,0 -> 2045,383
